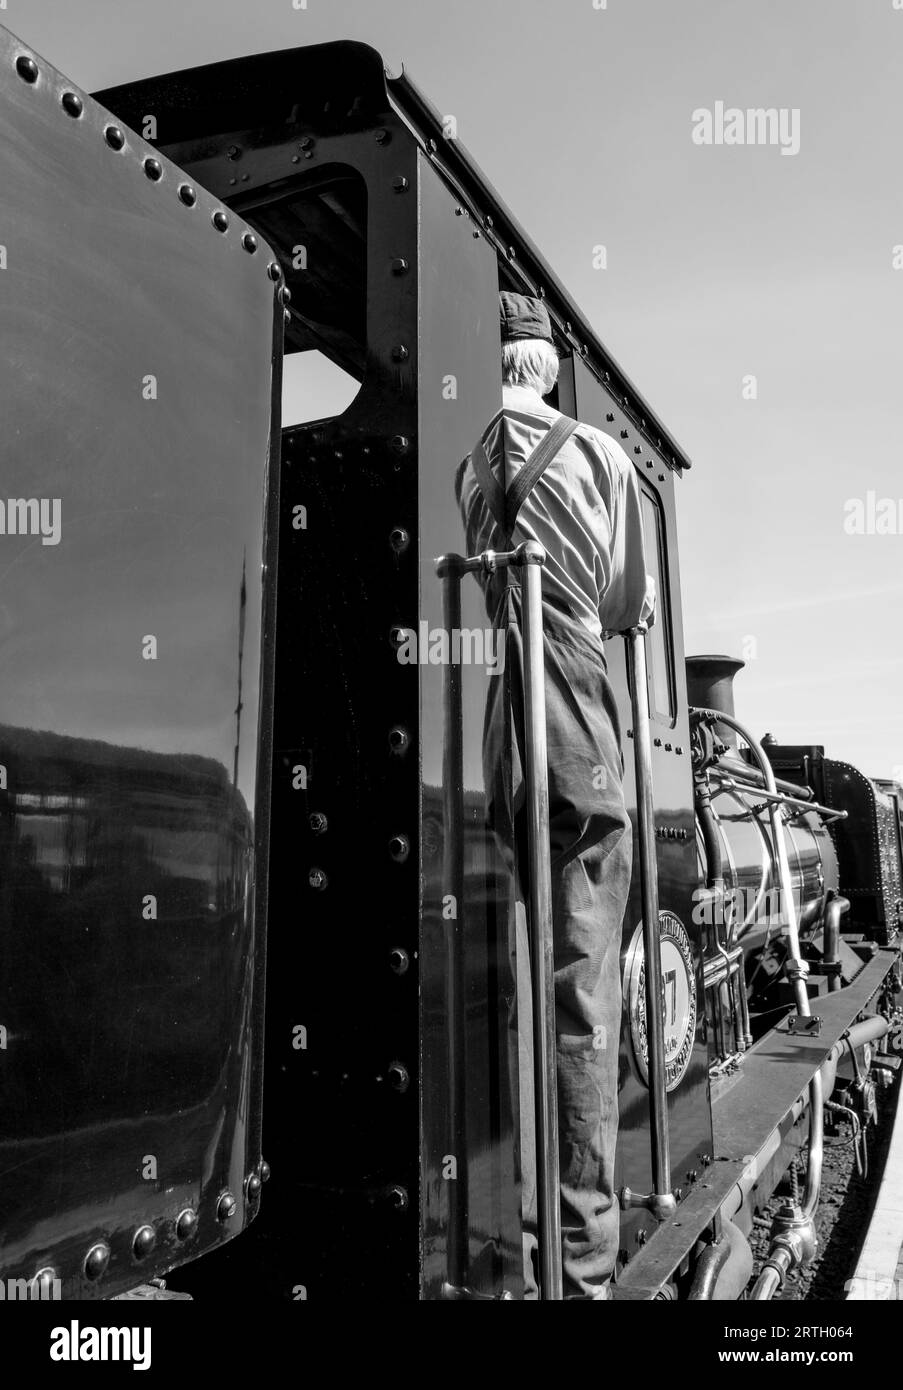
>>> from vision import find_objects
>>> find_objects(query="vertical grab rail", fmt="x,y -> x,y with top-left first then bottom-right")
518,541 -> 562,1302
619,624 -> 676,1220
435,552 -> 470,1296
435,541 -> 561,1300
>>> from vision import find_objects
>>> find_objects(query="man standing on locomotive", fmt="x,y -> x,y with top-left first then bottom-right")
456,292 -> 655,1300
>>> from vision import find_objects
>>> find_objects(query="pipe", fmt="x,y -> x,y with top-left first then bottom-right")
519,542 -> 562,1301
718,1014 -> 890,1232
695,709 -> 824,1214
622,623 -> 675,1218
823,894 -> 850,993
689,1219 -> 754,1301
688,1235 -> 729,1300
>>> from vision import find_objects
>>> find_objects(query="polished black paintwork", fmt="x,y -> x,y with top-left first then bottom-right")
0,24 -> 280,1296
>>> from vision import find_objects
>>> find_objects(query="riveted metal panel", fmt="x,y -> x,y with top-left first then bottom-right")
0,24 -> 280,1297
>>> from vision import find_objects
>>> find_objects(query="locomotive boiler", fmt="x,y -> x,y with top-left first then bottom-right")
1,22 -> 901,1303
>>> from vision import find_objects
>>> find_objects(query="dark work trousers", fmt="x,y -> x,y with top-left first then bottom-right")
483,582 -> 632,1300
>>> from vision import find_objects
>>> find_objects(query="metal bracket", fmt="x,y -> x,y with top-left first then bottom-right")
781,1013 -> 822,1036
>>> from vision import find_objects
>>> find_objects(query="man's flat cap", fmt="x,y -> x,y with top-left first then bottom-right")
499,291 -> 553,344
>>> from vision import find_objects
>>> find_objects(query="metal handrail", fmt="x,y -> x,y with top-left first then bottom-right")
618,625 -> 676,1220
435,541 -> 561,1300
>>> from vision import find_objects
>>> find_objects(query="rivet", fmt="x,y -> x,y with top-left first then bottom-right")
388,726 -> 409,755
389,626 -> 407,649
176,1208 -> 198,1241
686,1169 -> 698,1184
634,446 -> 642,455
143,157 -> 163,181
484,216 -> 494,228
701,1153 -> 712,1167
620,430 -> 629,439
303,151 -> 313,160
241,232 -> 258,254
637,1229 -> 647,1247
84,1242 -> 110,1280
507,246 -> 516,259
226,144 -> 242,160
606,413 -> 615,422
389,947 -> 410,975
246,1172 -> 262,1199
472,231 -> 480,239
61,91 -> 83,118
212,209 -> 229,232
132,1225 -> 156,1261
390,257 -> 409,275
653,737 -> 662,748
284,308 -> 292,326
30,1268 -> 57,1299
388,1061 -> 410,1092
240,173 -> 250,181
217,1191 -> 237,1222
665,742 -> 672,752
291,155 -> 301,164
104,125 -> 126,151
390,435 -> 409,454
375,128 -> 390,144
309,811 -> 328,834
178,183 -> 197,207
391,344 -> 409,362
580,344 -> 588,356
674,1188 -> 684,1201
658,473 -> 665,481
309,867 -> 328,890
15,55 -> 38,84
565,321 -> 572,333
389,834 -> 410,863
646,460 -> 654,468
392,175 -> 409,192
387,1184 -> 408,1211
389,527 -> 410,552
454,206 -> 463,215
267,260 -> 282,282
299,136 -> 314,150
675,747 -> 683,756
260,1160 -> 271,1183
279,285 -> 292,306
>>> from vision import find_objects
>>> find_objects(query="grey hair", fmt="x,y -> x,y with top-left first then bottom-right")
501,337 -> 560,395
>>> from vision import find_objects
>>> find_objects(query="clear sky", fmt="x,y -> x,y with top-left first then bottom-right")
10,0 -> 903,778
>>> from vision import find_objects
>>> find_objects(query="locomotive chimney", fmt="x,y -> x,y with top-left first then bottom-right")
685,654 -> 745,747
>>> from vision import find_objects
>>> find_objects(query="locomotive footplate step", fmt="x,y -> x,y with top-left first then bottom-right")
712,947 -> 896,1160
613,948 -> 896,1300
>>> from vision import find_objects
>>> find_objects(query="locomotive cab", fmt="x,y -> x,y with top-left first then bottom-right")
2,22 -> 900,1303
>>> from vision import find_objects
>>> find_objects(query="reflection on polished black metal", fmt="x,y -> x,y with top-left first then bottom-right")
437,543 -> 560,1301
0,21 -> 280,1297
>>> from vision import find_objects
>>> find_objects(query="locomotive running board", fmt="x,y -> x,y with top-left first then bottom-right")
613,947 -> 897,1299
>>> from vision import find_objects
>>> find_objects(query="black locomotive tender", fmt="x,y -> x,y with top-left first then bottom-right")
1,27 -> 901,1302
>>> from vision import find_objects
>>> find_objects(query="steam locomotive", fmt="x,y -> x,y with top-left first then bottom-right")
1,23 -> 900,1302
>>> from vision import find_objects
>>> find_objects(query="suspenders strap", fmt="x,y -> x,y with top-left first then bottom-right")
504,414 -> 578,533
470,412 -> 579,543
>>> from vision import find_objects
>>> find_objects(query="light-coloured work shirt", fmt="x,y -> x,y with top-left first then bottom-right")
456,383 -> 653,640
